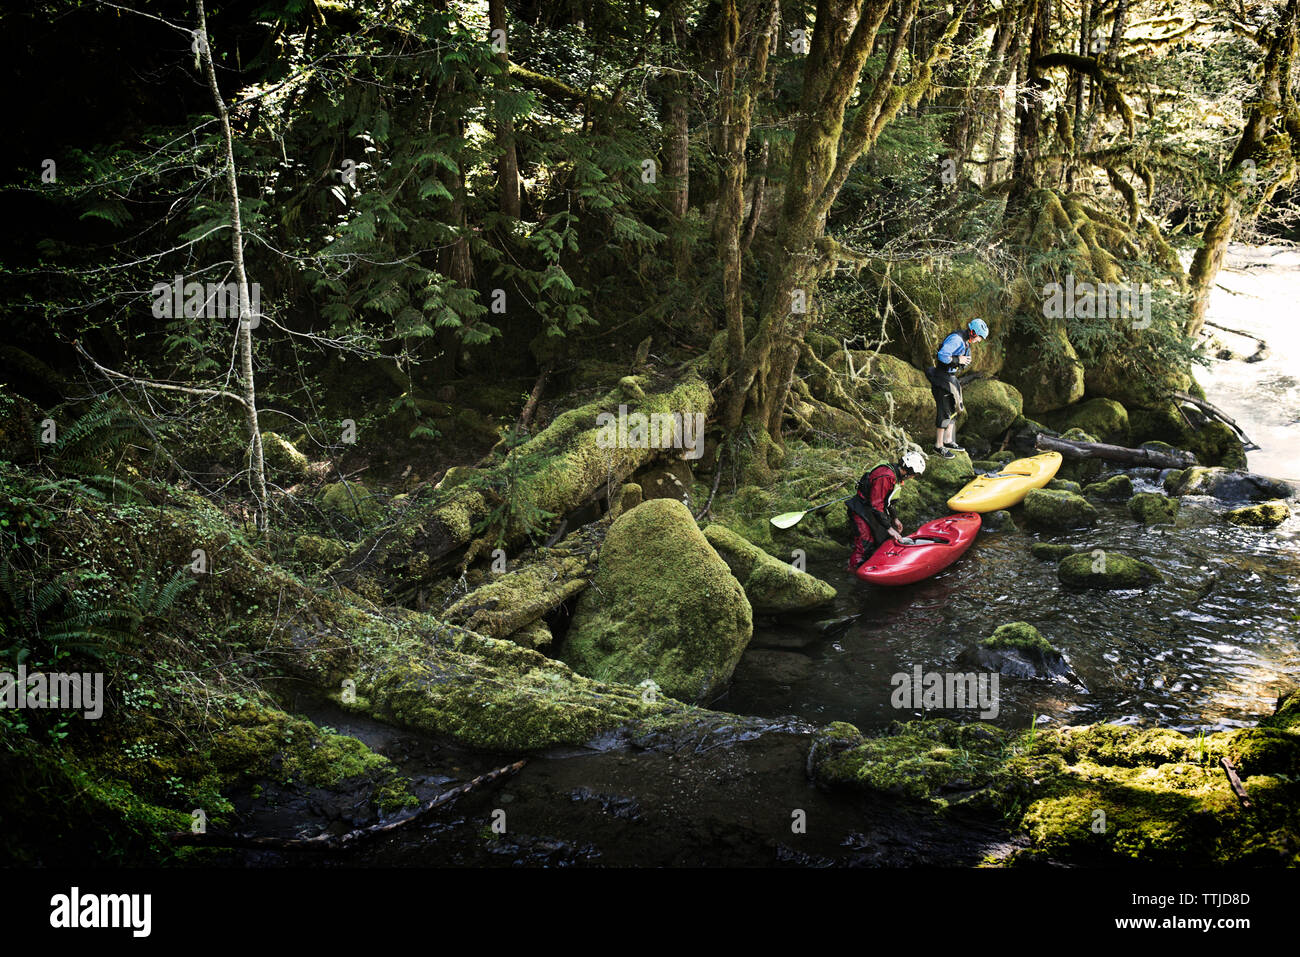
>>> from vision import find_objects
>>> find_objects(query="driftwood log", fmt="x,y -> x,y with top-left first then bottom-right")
1034,432 -> 1198,469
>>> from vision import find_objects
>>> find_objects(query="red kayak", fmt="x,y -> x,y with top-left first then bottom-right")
854,512 -> 982,586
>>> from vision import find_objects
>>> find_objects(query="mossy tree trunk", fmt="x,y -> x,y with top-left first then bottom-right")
490,0 -> 521,219
720,0 -> 966,457
1186,0 -> 1299,338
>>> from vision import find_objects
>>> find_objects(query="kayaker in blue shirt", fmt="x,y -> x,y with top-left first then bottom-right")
927,318 -> 988,458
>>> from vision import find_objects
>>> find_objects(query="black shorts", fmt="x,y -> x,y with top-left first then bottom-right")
928,367 -> 962,428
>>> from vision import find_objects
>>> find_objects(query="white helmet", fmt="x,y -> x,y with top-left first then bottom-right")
901,450 -> 927,475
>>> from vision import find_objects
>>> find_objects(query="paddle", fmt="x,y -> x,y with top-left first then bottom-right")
770,494 -> 854,529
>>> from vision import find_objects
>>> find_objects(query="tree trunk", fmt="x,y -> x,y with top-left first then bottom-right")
490,0 -> 521,218
1187,0 -> 1298,337
1008,0 -> 1050,209
196,0 -> 269,531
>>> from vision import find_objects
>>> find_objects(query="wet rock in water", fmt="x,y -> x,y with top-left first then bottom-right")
1031,542 -> 1074,561
1127,491 -> 1179,525
1083,474 -> 1133,501
1059,550 -> 1162,589
1043,397 -> 1130,446
959,622 -> 1076,682
982,509 -> 1016,530
1166,466 -> 1299,503
703,523 -> 836,614
989,450 -> 1018,465
1023,488 -> 1098,529
1046,479 -> 1082,493
564,499 -> 753,705
812,614 -> 861,636
970,459 -> 1002,473
1225,500 -> 1290,528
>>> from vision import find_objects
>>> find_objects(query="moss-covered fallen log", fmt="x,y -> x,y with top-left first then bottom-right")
329,375 -> 713,600
1034,431 -> 1196,468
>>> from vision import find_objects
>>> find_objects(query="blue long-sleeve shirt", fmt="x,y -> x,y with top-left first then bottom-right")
936,332 -> 969,372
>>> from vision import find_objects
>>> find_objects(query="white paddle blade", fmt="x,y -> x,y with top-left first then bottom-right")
770,511 -> 806,529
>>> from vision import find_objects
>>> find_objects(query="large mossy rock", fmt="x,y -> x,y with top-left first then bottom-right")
1059,551 -> 1162,589
703,524 -> 835,615
1189,421 -> 1248,470
1167,467 -> 1298,503
1043,398 -> 1129,446
1128,400 -> 1195,448
1127,491 -> 1179,524
1023,488 -> 1098,529
1225,500 -> 1290,528
959,379 -> 1023,439
563,499 -> 753,705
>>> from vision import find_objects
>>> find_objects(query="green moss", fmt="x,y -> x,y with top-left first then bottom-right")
960,379 -> 1024,439
704,523 -> 836,614
1083,474 -> 1133,501
294,534 -> 348,566
1225,500 -> 1289,528
1059,551 -> 1163,588
1046,479 -> 1081,493
1043,398 -> 1130,445
1190,421 -> 1247,469
1023,488 -> 1098,529
1127,491 -> 1179,525
982,622 -> 1056,655
261,431 -> 311,480
320,481 -> 385,525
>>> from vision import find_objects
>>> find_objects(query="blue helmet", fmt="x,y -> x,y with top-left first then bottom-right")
968,317 -> 989,338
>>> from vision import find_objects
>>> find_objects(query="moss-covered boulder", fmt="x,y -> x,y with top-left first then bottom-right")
703,524 -> 835,614
983,509 -> 1017,530
1129,400 -> 1195,447
1046,479 -> 1081,493
1127,491 -> 1179,525
1031,543 -> 1074,561
1059,551 -> 1162,588
563,499 -> 752,705
1083,474 -> 1133,501
1167,467 -> 1298,503
959,379 -> 1024,439
1225,500 -> 1290,528
1043,398 -> 1130,445
960,622 -> 1076,682
1023,488 -> 1098,529
261,431 -> 310,480
1190,421 -> 1248,470
320,481 -> 385,525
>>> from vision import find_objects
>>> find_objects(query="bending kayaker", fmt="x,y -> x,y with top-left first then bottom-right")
927,317 -> 988,458
847,451 -> 927,571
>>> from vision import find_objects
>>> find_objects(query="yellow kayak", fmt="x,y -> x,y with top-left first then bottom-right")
946,451 -> 1063,512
